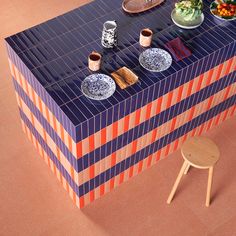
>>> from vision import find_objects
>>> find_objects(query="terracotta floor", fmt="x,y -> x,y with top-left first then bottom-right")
0,1 -> 236,235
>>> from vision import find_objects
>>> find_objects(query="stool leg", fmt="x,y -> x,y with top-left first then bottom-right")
167,161 -> 188,204
184,164 -> 190,175
206,167 -> 214,207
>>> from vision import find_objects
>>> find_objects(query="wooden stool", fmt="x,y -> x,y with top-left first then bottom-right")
167,137 -> 220,207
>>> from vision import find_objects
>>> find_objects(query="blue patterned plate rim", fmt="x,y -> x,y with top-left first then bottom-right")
81,73 -> 116,101
139,48 -> 172,72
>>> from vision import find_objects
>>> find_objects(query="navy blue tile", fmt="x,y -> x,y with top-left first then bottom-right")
63,75 -> 82,97
39,22 -> 57,38
45,86 -> 64,106
10,35 -> 29,51
31,67 -> 54,86
72,98 -> 97,119
37,43 -> 59,61
29,25 -> 51,42
62,101 -> 86,124
75,5 -> 96,22
5,37 -> 22,54
45,18 -> 68,36
19,50 -> 39,68
65,10 -> 85,27
6,0 -> 235,132
91,0 -> 110,14
58,13 -> 78,31
16,32 -> 35,48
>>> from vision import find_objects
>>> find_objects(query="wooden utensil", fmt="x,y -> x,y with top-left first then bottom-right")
122,0 -> 165,14
111,67 -> 139,89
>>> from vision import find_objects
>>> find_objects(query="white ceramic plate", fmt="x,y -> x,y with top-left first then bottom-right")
171,9 -> 204,29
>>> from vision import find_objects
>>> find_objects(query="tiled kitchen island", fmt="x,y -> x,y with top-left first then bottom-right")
5,0 -> 236,208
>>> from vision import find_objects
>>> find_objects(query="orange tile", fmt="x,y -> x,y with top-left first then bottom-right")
112,121 -> 118,138
101,128 -> 106,145
99,184 -> 105,196
124,115 -> 130,132
119,172 -> 124,184
187,79 -> 194,97
166,90 -> 173,108
145,103 -> 152,120
111,152 -> 116,167
156,96 -> 163,114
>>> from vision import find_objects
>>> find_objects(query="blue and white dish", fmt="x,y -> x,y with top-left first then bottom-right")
81,74 -> 116,100
139,48 -> 172,72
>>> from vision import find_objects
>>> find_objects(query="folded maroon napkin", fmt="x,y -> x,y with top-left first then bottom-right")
164,37 -> 192,61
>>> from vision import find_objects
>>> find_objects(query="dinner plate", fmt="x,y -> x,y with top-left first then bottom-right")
139,48 -> 172,72
171,9 -> 204,29
210,0 -> 236,21
81,74 -> 116,100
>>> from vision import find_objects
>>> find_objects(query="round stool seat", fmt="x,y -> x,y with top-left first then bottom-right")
181,136 -> 220,169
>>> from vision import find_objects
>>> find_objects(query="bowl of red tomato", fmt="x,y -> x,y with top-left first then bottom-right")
210,0 -> 236,20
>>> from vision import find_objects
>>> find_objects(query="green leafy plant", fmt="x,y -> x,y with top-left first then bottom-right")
175,0 -> 203,21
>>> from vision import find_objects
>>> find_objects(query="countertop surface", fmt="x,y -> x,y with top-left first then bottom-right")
5,0 -> 236,126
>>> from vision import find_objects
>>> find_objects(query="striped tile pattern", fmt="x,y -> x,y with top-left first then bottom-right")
5,0 -> 236,208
